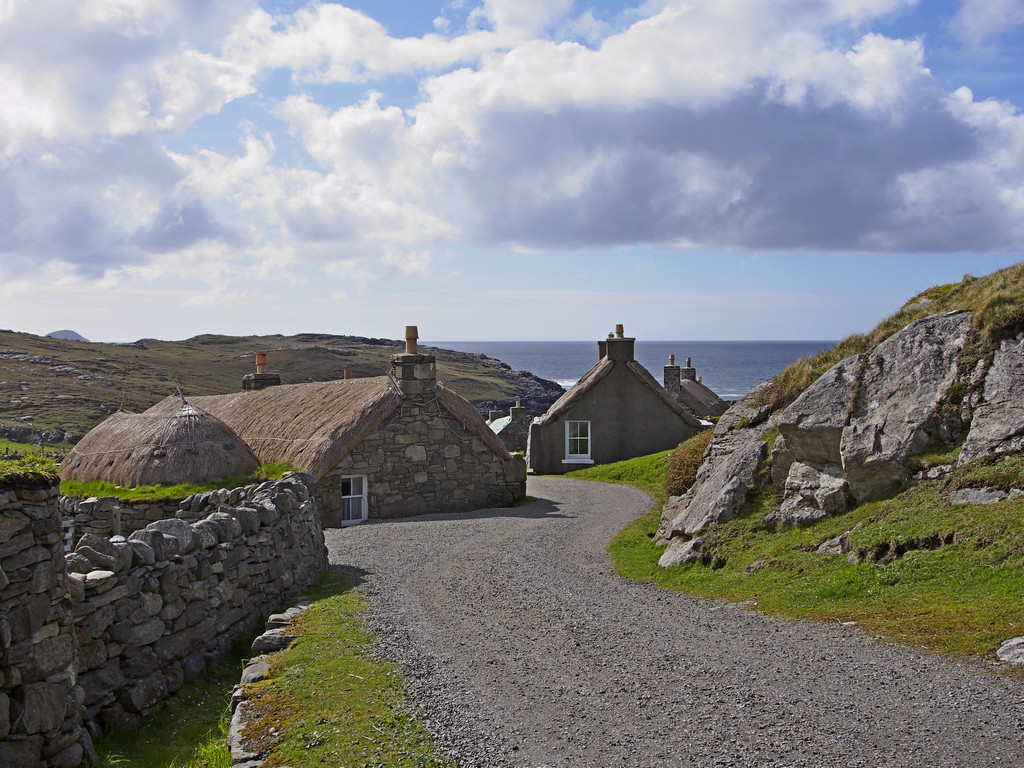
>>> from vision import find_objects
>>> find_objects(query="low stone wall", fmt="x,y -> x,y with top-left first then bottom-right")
1,474 -> 329,766
0,485 -> 91,768
61,486 -> 272,551
66,475 -> 328,728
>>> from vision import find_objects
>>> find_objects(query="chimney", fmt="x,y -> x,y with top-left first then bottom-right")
489,408 -> 504,422
243,352 -> 281,391
510,398 -> 526,422
681,355 -> 697,381
664,354 -> 681,394
343,369 -> 352,380
391,324 -> 436,401
605,323 -> 635,362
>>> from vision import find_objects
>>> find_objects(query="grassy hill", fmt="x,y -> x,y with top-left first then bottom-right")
0,330 -> 561,442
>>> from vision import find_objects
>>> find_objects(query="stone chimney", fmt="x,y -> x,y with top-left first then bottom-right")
681,355 -> 697,381
391,325 -> 437,400
605,324 -> 635,362
664,354 -> 681,394
243,352 -> 281,391
509,398 -> 526,423
489,408 -> 504,422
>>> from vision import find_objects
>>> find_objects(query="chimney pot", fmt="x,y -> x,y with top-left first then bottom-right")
343,368 -> 351,380
405,325 -> 419,354
255,353 -> 267,374
615,323 -> 624,338
686,356 -> 692,368
669,354 -> 675,366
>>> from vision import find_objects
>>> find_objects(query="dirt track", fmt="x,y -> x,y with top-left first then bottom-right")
324,476 -> 1024,768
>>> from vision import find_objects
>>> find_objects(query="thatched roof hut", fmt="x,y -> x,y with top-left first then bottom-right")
141,377 -> 511,481
61,402 -> 260,487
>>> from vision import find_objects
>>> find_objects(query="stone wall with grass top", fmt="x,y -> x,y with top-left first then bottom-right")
1,473 -> 329,767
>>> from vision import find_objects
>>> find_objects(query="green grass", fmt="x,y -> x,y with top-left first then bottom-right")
239,572 -> 452,768
91,637 -> 251,768
60,462 -> 296,502
0,453 -> 60,488
563,449 -> 673,507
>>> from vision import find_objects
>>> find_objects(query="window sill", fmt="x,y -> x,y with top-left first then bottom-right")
562,458 -> 594,465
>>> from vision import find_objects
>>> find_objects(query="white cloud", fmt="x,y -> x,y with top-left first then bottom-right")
952,0 -> 1024,48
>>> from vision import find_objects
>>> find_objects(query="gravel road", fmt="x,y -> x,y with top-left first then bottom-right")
324,476 -> 1024,768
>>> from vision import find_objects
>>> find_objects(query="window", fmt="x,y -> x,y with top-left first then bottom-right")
339,475 -> 368,526
564,420 -> 592,463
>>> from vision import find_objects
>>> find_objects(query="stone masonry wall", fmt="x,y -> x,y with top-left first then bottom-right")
0,485 -> 91,768
61,485 -> 276,552
319,400 -> 526,523
65,474 -> 328,728
1,474 -> 328,766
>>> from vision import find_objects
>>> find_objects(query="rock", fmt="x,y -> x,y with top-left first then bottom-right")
769,434 -> 794,487
960,334 -> 1024,464
841,312 -> 971,503
816,533 -> 848,555
664,432 -> 766,536
778,353 -> 863,466
20,682 -> 67,734
228,701 -> 262,763
148,519 -> 199,554
766,462 -> 851,527
658,537 -> 703,568
240,657 -> 271,685
950,487 -> 1024,505
128,529 -> 177,561
996,636 -> 1024,665
251,628 -> 299,653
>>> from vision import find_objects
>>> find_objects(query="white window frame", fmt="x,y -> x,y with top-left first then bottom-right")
339,475 -> 368,526
564,420 -> 593,464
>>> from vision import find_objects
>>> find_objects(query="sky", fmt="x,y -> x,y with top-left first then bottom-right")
0,0 -> 1022,343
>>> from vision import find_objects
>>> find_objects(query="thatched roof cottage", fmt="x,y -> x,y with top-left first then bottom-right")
63,327 -> 527,526
527,325 -> 711,474
61,399 -> 260,487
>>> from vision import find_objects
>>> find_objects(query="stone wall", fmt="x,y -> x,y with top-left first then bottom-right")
320,400 -> 526,522
0,485 -> 90,768
61,485 -> 279,552
1,474 -> 329,766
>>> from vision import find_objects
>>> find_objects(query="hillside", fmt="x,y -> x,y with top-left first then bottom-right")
0,330 -> 563,443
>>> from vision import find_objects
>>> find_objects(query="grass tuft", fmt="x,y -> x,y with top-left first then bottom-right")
664,430 -> 714,498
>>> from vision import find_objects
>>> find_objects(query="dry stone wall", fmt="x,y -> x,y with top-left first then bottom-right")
1,474 -> 329,766
0,485 -> 91,768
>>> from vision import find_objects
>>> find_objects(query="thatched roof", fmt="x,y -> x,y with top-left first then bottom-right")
142,376 -> 511,480
61,403 -> 260,486
678,378 -> 730,418
534,358 -> 705,429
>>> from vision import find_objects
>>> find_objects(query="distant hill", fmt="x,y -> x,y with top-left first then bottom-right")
46,330 -> 90,342
0,331 -> 563,443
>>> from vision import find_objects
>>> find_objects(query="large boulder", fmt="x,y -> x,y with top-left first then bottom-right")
777,353 -> 862,466
959,333 -> 1024,465
663,428 -> 767,536
763,462 -> 850,527
840,311 -> 972,502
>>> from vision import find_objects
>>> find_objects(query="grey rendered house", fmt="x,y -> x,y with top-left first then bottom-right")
527,326 -> 710,474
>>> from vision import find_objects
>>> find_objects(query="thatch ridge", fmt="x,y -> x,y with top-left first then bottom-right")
678,378 -> 729,418
625,361 -> 705,428
61,404 -> 260,486
534,359 -> 614,425
144,377 -> 403,481
436,384 -> 513,461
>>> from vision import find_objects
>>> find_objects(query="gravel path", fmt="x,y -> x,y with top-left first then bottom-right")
324,477 -> 1024,768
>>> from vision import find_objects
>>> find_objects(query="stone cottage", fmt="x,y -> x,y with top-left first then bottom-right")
527,325 -> 710,474
63,327 -> 526,527
663,355 -> 730,419
486,400 -> 531,452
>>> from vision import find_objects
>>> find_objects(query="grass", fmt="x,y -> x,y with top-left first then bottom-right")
238,572 -> 452,768
603,450 -> 1024,665
0,453 -> 60,488
91,636 -> 251,768
563,448 -> 674,507
60,462 -> 296,502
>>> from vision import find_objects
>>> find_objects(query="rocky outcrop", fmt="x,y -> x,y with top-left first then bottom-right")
959,333 -> 1024,464
660,309 -> 1024,558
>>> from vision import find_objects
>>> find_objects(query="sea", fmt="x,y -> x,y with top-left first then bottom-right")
436,340 -> 836,400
